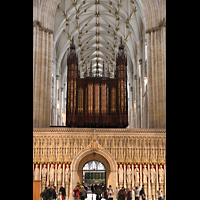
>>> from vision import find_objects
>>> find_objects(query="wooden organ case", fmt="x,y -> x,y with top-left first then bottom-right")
66,37 -> 128,128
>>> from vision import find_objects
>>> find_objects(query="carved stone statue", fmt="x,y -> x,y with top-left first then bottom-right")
42,164 -> 47,182
50,164 -> 55,183
34,164 -> 40,180
118,164 -> 124,183
143,165 -> 148,183
134,165 -> 139,183
57,164 -> 62,183
150,165 -> 156,183
65,164 -> 70,183
159,165 -> 164,183
127,165 -> 132,183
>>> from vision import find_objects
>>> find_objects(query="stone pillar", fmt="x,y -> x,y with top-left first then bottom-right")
146,31 -> 152,129
33,21 -> 53,128
155,164 -> 158,199
38,28 -> 45,127
55,75 -> 59,126
147,164 -> 151,200
164,165 -> 166,200
45,31 -> 53,127
124,163 -> 126,188
140,164 -> 142,188
47,163 -> 50,186
55,163 -> 57,191
40,163 -> 42,191
151,183 -> 156,200
65,182 -> 70,200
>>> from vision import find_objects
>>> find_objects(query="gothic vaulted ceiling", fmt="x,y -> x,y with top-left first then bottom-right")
53,0 -> 145,80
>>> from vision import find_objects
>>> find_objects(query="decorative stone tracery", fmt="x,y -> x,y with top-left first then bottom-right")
33,128 -> 166,199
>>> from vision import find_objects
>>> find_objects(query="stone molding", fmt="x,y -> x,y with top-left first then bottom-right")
33,20 -> 53,34
33,127 -> 166,134
145,18 -> 166,34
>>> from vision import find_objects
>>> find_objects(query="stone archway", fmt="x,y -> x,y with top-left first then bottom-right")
70,147 -> 117,199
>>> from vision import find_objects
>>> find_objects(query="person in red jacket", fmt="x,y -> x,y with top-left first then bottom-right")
126,188 -> 132,200
73,185 -> 80,200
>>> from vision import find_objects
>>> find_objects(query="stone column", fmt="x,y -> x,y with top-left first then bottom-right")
140,164 -> 142,188
146,31 -> 152,129
33,22 -> 53,128
42,31 -> 48,128
155,164 -> 158,199
164,165 -> 166,200
45,31 -> 53,127
55,75 -> 59,126
65,182 -> 70,200
124,163 -> 126,188
38,28 -> 45,127
47,163 -> 50,186
55,163 -> 57,192
34,25 -> 42,128
147,164 -> 151,200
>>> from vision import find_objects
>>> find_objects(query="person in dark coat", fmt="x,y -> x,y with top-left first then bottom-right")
95,186 -> 102,200
45,185 -> 53,200
91,184 -> 94,194
40,187 -> 47,200
59,185 -> 66,199
140,185 -> 146,200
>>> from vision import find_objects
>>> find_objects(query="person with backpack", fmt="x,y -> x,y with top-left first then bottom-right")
157,188 -> 163,200
107,185 -> 114,200
118,187 -> 125,200
79,186 -> 87,200
132,185 -> 140,200
73,185 -> 80,200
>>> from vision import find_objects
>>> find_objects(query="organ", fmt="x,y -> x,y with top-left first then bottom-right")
66,37 -> 128,128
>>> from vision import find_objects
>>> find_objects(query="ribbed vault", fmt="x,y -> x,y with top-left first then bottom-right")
53,0 -> 145,81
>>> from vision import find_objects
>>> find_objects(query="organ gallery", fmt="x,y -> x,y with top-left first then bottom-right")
66,37 -> 128,128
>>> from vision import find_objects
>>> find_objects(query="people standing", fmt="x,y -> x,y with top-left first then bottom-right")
73,185 -> 80,200
157,188 -> 163,200
95,186 -> 102,200
126,188 -> 132,200
132,185 -> 140,200
118,187 -> 125,200
116,187 -> 119,200
40,187 -> 47,200
104,188 -> 108,200
56,191 -> 64,200
59,185 -> 66,199
46,185 -> 53,200
50,185 -> 56,200
79,186 -> 87,200
107,185 -> 114,200
140,185 -> 146,200
91,184 -> 94,194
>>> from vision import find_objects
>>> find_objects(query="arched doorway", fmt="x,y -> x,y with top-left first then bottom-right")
70,148 -> 117,199
82,160 -> 106,186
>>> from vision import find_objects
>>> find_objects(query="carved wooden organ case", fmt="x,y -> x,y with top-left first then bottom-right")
66,37 -> 128,128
